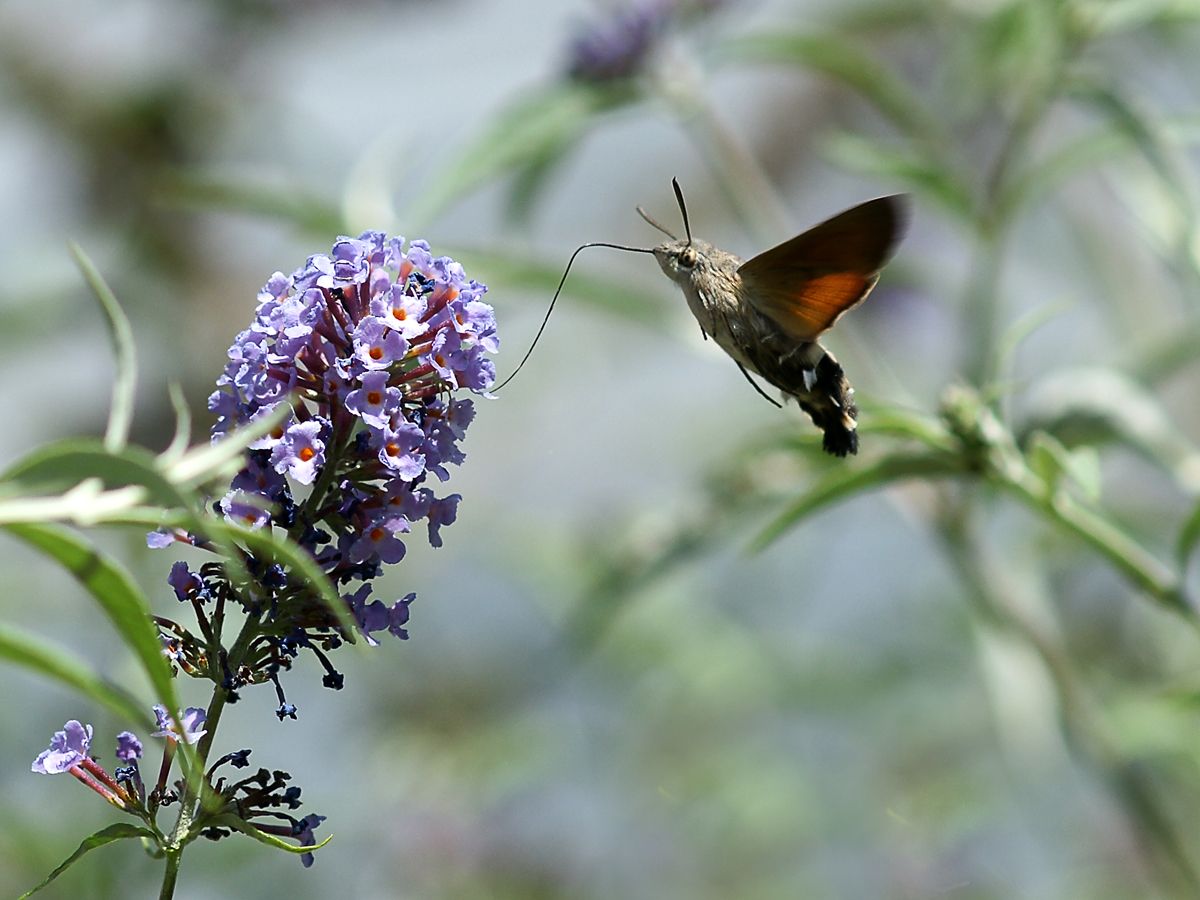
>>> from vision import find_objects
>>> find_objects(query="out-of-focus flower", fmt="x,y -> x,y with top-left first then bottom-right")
31,720 -> 93,774
566,1 -> 672,82
152,705 -> 208,745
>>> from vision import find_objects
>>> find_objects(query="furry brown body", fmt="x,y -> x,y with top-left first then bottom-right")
654,238 -> 862,456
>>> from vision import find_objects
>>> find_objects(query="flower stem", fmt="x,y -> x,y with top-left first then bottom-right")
159,850 -> 182,900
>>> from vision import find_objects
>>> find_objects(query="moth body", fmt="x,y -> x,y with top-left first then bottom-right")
654,238 -> 861,456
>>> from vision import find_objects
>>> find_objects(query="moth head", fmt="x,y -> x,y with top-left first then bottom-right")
653,239 -> 707,286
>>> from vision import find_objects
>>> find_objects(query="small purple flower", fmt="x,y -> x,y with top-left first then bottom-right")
346,370 -> 401,430
372,283 -> 428,341
219,491 -> 272,530
146,530 -> 177,549
347,513 -> 408,565
376,420 -> 426,480
115,731 -> 143,762
32,720 -> 92,774
352,316 -> 410,370
426,494 -> 461,548
295,813 -> 327,868
152,705 -> 208,745
270,420 -> 327,486
168,561 -> 204,603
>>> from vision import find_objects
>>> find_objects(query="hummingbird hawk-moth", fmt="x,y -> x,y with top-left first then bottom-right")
497,180 -> 908,457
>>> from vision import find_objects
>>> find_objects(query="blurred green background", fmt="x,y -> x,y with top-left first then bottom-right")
4,0 -> 1200,897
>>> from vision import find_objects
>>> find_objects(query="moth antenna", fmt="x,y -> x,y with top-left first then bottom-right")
671,177 -> 692,246
493,241 -> 655,392
636,205 -> 677,241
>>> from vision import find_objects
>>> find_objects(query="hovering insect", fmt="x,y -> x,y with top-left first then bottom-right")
497,180 -> 909,456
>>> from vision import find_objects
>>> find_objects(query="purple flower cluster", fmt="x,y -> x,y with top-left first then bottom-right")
199,233 -> 497,651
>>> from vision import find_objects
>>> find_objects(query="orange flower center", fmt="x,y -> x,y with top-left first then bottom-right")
298,447 -> 315,462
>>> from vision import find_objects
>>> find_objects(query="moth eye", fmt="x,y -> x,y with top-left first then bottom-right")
678,247 -> 698,268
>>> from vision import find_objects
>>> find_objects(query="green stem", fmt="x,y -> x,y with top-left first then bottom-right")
158,850 -> 182,900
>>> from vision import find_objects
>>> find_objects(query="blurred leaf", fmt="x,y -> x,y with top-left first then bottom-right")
1081,0 -> 1200,32
1069,80 -> 1197,236
973,0 -> 1062,100
3,522 -> 179,718
993,297 -> 1073,382
406,81 -> 637,228
450,246 -> 673,329
0,440 -> 187,513
0,622 -> 147,725
19,823 -> 158,899
752,451 -> 963,551
855,404 -> 958,451
1176,501 -> 1200,570
819,131 -> 974,220
1004,115 -> 1200,221
1020,367 -> 1200,493
157,170 -> 344,236
162,382 -> 192,464
68,243 -> 136,454
504,152 -> 572,226
719,31 -> 941,140
1026,431 -> 1102,503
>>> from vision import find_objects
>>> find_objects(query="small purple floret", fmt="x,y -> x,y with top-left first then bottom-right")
32,720 -> 92,774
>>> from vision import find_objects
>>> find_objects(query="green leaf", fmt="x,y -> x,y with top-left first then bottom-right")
69,244 -> 137,454
751,452 -> 963,551
1004,112 -> 1200,223
157,170 -> 344,236
719,31 -> 940,140
1081,0 -> 1200,33
1026,431 -> 1102,502
0,622 -> 147,724
0,439 -> 190,514
19,823 -> 158,898
1176,501 -> 1200,571
449,246 -> 673,329
406,81 -> 638,228
1070,81 -> 1197,237
2,522 -> 179,717
208,813 -> 333,857
819,131 -> 975,220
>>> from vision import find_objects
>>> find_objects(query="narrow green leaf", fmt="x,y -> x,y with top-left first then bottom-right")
167,402 -> 293,489
406,81 -> 637,227
1176,501 -> 1200,571
0,439 -> 190,514
3,522 -> 179,717
162,382 -> 193,464
209,813 -> 333,857
68,244 -> 137,454
1071,81 -> 1197,236
449,246 -> 673,329
719,31 -> 940,140
0,623 -> 147,725
157,170 -> 344,236
819,132 -> 975,220
751,452 -> 963,551
19,823 -> 157,898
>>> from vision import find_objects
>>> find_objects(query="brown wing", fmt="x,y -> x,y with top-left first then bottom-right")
738,194 -> 908,342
